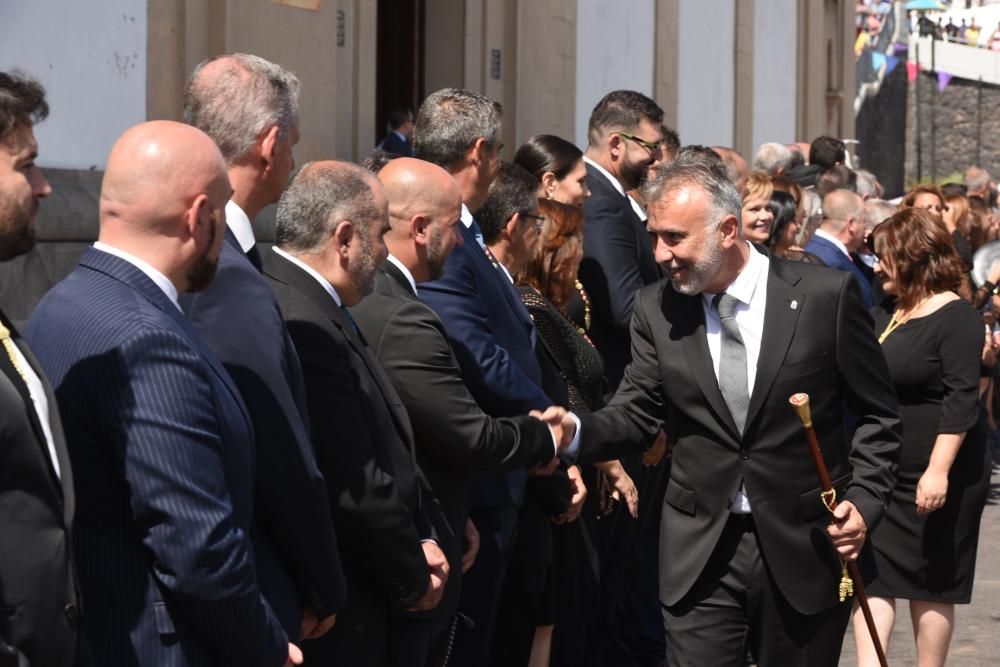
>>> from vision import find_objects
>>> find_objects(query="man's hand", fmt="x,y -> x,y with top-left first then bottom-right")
533,406 -> 577,451
301,607 -> 337,640
642,429 -> 669,467
826,501 -> 868,561
597,460 -> 639,518
916,468 -> 948,515
406,541 -> 450,611
285,643 -> 303,666
553,465 -> 587,525
462,518 -> 480,574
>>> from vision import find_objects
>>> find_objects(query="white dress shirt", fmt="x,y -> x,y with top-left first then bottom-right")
93,242 -> 182,312
386,254 -> 418,295
583,156 -> 647,221
272,246 -> 343,306
9,340 -> 60,479
701,244 -> 770,512
225,200 -> 256,254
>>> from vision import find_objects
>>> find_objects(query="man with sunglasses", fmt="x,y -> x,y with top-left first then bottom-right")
805,189 -> 875,308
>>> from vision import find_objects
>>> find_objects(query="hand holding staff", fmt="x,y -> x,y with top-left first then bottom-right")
789,392 -> 889,667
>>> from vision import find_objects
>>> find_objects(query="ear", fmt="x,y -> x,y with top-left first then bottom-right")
412,215 -> 432,247
718,213 -> 741,246
540,171 -> 558,198
259,125 -> 281,171
503,212 -> 521,241
608,132 -> 624,159
333,219 -> 354,257
186,193 -> 211,242
469,137 -> 488,168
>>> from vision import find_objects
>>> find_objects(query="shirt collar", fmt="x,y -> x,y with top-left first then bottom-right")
272,246 -> 342,307
92,241 -> 181,312
813,228 -> 852,259
225,200 -> 257,254
584,156 -> 626,198
386,254 -> 418,295
460,203 -> 475,229
702,242 -> 768,310
393,130 -> 408,142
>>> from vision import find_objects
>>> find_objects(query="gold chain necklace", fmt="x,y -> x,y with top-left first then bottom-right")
878,295 -> 933,345
575,280 -> 591,333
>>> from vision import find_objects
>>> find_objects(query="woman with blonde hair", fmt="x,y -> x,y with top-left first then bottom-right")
741,171 -> 774,244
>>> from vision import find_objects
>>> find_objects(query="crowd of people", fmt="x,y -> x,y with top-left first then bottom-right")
0,50 -> 994,667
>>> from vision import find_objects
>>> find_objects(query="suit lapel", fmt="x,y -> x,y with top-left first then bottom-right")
268,253 -> 416,445
744,259 -> 803,430
673,292 -> 742,440
381,259 -> 417,298
80,248 -> 254,432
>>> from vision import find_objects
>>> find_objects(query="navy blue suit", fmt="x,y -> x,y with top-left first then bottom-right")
27,248 -> 287,667
378,132 -> 413,157
419,220 -> 570,665
180,230 -> 346,639
804,234 -> 875,308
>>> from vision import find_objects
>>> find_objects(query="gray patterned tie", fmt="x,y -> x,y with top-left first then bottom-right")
714,293 -> 749,434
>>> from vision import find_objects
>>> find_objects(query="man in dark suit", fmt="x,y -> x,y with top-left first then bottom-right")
349,156 -> 567,665
581,89 -> 668,666
546,153 -> 901,665
0,70 -> 80,667
805,189 -> 875,308
580,90 -> 664,392
414,89 -> 581,665
264,160 -> 449,666
180,53 -> 345,644
378,107 -> 415,157
27,121 -> 298,666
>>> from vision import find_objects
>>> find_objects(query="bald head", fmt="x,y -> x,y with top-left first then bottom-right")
711,146 -> 748,195
376,157 -> 464,281
379,157 -> 462,229
821,189 -> 866,251
101,120 -> 230,233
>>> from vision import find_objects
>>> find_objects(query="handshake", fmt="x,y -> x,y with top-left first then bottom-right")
528,406 -> 579,475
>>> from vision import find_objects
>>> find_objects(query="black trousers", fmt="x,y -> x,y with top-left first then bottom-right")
447,506 -> 519,667
662,514 -> 851,667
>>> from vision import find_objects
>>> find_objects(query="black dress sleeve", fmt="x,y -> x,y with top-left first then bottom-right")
937,301 -> 985,434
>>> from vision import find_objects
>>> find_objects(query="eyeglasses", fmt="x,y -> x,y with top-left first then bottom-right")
617,132 -> 662,154
520,211 -> 546,232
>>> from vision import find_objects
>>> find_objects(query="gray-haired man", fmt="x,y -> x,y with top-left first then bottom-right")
180,53 -> 346,646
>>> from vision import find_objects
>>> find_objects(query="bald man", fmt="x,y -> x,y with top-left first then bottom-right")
712,146 -> 748,195
805,189 -> 875,308
26,121 -> 300,667
349,157 -> 566,664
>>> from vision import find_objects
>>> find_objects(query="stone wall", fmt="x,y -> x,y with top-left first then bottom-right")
905,71 -> 1000,185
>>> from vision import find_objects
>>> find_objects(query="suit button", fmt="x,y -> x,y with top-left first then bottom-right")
739,449 -> 749,460
64,603 -> 78,628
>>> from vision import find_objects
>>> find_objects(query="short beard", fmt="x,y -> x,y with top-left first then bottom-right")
425,224 -> 449,281
0,197 -> 37,261
668,229 -> 723,296
349,233 -> 378,298
619,158 -> 649,191
185,220 -> 219,292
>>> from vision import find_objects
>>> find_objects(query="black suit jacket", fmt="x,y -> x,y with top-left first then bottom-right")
180,231 -> 345,637
579,257 -> 902,615
351,261 -> 556,534
579,162 -> 661,392
264,251 -> 447,623
0,312 -> 78,667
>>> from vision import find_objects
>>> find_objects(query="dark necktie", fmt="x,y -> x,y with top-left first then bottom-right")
714,293 -> 749,434
246,245 -> 263,273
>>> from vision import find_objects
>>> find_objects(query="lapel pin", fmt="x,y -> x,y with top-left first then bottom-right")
790,300 -> 799,310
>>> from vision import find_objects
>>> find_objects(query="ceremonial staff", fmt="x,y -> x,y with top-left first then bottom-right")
789,393 -> 888,667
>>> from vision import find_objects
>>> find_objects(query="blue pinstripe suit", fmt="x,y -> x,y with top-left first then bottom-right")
26,247 -> 287,667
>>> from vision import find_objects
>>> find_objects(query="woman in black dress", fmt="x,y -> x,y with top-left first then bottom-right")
858,208 -> 991,667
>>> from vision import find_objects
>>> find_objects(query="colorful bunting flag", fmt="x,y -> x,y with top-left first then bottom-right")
937,71 -> 953,91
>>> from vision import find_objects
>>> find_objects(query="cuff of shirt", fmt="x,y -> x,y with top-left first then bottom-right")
558,413 -> 582,463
